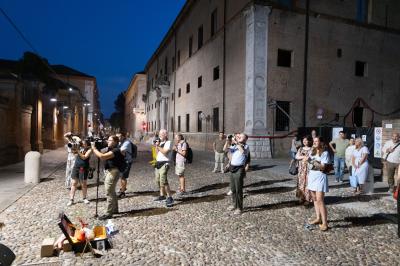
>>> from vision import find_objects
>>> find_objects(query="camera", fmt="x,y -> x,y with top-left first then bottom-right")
227,134 -> 233,140
153,137 -> 161,144
88,136 -> 108,150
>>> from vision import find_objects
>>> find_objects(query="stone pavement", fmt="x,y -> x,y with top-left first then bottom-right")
0,144 -> 399,265
0,148 -> 67,213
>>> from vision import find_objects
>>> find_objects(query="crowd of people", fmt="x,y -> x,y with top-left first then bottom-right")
62,127 -> 399,227
291,130 -> 400,231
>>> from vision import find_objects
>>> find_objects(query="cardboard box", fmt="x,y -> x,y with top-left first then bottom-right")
40,238 -> 55,257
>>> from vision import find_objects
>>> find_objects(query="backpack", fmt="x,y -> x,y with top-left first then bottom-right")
185,143 -> 193,164
130,142 -> 138,159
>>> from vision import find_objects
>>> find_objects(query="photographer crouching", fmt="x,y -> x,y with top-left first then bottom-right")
67,139 -> 92,206
91,135 -> 125,220
224,133 -> 250,215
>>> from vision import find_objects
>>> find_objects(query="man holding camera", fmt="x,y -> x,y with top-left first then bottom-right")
116,132 -> 135,198
64,132 -> 79,189
91,135 -> 125,220
153,129 -> 174,207
382,132 -> 400,192
213,132 -> 226,173
224,133 -> 250,215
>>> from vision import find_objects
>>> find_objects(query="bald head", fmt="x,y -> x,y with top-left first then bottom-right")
159,129 -> 168,141
392,132 -> 400,143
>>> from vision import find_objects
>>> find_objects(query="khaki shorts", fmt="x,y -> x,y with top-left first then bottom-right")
175,163 -> 185,176
155,164 -> 169,187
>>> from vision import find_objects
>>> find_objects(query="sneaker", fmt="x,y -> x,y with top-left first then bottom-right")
388,187 -> 394,193
227,190 -> 233,196
118,191 -> 126,198
166,197 -> 174,207
154,196 -> 166,202
212,170 -> 218,173
339,180 -> 344,183
233,209 -> 242,215
83,198 -> 90,204
227,205 -> 235,211
67,200 -> 74,206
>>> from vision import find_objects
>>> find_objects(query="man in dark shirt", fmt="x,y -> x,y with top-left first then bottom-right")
91,135 -> 125,220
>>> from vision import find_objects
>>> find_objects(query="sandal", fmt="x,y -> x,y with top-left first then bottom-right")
309,218 -> 322,225
319,224 -> 329,231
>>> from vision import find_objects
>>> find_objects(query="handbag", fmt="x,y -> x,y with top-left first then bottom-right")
349,175 -> 358,188
289,160 -> 298,175
394,185 -> 400,200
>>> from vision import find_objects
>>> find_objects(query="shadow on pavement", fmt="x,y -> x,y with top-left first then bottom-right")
330,213 -> 397,228
87,182 -> 104,188
244,179 -> 292,189
325,194 -> 385,205
117,207 -> 176,218
250,164 -> 277,171
177,194 -> 226,205
247,186 -> 295,195
190,183 -> 229,194
245,200 -> 299,213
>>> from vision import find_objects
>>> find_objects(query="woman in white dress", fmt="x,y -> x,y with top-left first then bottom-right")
306,137 -> 330,231
351,138 -> 369,194
345,138 -> 355,175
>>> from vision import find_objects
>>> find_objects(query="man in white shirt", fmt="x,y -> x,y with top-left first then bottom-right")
382,132 -> 400,192
153,129 -> 174,207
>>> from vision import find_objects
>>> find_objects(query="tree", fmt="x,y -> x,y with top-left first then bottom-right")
109,92 -> 125,130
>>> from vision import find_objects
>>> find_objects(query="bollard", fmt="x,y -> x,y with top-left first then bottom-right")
24,151 -> 41,184
364,165 -> 374,195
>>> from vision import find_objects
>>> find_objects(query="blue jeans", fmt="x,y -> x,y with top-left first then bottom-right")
334,156 -> 345,181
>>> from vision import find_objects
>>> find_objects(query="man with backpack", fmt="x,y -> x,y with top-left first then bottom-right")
116,132 -> 137,198
173,133 -> 188,195
154,129 -> 174,207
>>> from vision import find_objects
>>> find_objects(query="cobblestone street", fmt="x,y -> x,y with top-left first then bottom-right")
0,146 -> 399,265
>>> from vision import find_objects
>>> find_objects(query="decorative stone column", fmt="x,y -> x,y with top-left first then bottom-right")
244,4 -> 272,159
154,84 -> 170,131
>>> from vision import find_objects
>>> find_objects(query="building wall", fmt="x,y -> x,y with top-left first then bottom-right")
125,74 -> 147,139
144,0 -> 400,156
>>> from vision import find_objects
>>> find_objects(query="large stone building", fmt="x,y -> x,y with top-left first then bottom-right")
0,56 -> 101,165
124,72 -> 147,139
144,0 -> 400,157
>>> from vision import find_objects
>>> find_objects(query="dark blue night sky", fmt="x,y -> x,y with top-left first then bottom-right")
0,0 -> 185,117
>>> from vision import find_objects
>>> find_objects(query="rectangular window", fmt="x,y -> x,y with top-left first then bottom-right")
186,114 -> 190,132
213,66 -> 220,80
170,117 -> 174,132
197,111 -> 202,132
213,107 -> 219,132
198,76 -> 202,88
172,56 -> 175,72
178,116 -> 181,132
189,36 -> 193,57
186,83 -> 190,93
277,49 -> 292,67
177,50 -> 181,67
275,101 -> 290,131
178,88 -> 181,97
211,8 -> 217,37
171,92 -> 174,101
164,57 -> 168,75
355,61 -> 367,77
337,48 -> 342,58
198,25 -> 203,49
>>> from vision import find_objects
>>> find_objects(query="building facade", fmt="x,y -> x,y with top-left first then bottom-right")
144,0 -> 400,157
0,57 -> 101,165
124,73 -> 147,139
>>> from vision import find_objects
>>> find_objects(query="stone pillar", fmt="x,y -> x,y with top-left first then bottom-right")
56,108 -> 64,147
82,105 -> 87,137
159,84 -> 170,131
73,105 -> 79,134
244,4 -> 271,159
31,87 -> 43,153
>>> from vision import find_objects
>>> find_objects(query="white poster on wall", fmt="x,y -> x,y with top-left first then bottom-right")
332,127 -> 343,140
374,127 -> 382,158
